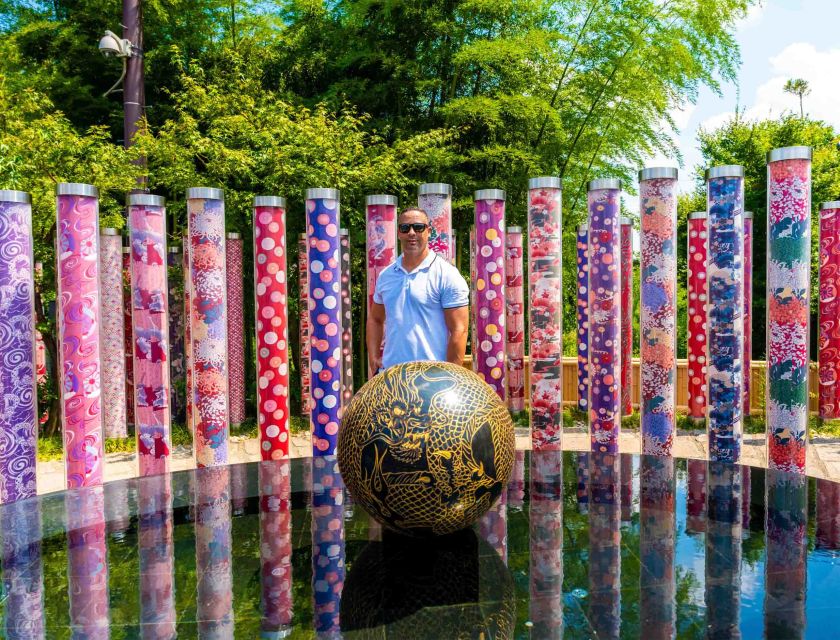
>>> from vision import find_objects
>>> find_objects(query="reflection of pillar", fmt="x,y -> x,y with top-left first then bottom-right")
687,212 -> 708,423
577,224 -> 589,413
66,486 -> 109,637
100,227 -> 128,439
639,168 -> 679,455
686,459 -> 707,534
138,474 -> 175,639
528,177 -> 563,449
365,195 -> 397,377
0,190 -> 37,502
105,480 -> 131,537
507,449 -> 525,509
260,459 -> 293,636
253,197 -> 290,459
339,229 -> 354,408
819,201 -> 840,419
741,466 -> 751,530
705,461 -> 742,639
505,227 -> 524,414
577,452 -> 589,513
56,183 -> 104,488
474,189 -> 507,400
183,238 -> 193,433
298,234 -> 311,415
640,456 -> 676,638
479,492 -> 508,563
312,456 -> 345,634
588,179 -> 622,454
418,183 -> 453,262
1,499 -> 44,637
187,188 -> 229,467
123,246 -> 135,428
620,455 -> 633,523
620,217 -> 633,416
816,478 -> 840,549
128,194 -> 171,476
766,147 -> 812,473
195,466 -> 233,636
743,211 -> 753,417
529,449 -> 563,638
706,166 -> 745,464
764,469 -> 807,638
588,451 -> 620,639
230,462 -> 249,515
226,232 -> 246,426
306,189 -> 342,456
167,246 -> 186,425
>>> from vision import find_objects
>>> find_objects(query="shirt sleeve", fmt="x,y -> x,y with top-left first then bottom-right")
440,263 -> 470,309
373,272 -> 385,305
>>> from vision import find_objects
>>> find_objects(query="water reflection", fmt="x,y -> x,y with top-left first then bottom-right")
1,498 -> 44,639
686,458 -> 707,534
312,456 -> 345,636
479,491 -> 508,563
529,449 -> 563,637
258,459 -> 293,637
576,452 -> 589,514
138,474 -> 175,639
816,478 -> 840,549
589,451 -> 621,639
706,461 -> 742,639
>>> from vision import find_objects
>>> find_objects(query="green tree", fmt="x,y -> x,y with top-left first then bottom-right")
783,78 -> 810,118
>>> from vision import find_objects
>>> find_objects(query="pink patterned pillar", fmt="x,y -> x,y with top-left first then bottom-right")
298,234 -> 311,415
469,226 -> 476,372
128,194 -> 171,476
183,237 -> 193,433
473,189 -> 507,399
505,226 -> 524,414
620,217 -> 633,416
820,201 -> 840,419
365,195 -> 397,378
226,233 -> 246,426
123,246 -> 135,428
259,459 -> 293,634
418,183 -> 453,262
99,228 -> 127,439
743,211 -> 753,416
253,196 -> 291,459
340,229 -> 354,408
56,183 -> 104,489
687,212 -> 708,423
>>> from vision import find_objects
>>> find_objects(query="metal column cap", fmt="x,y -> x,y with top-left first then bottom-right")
186,187 -> 224,200
56,183 -> 98,197
588,178 -> 621,191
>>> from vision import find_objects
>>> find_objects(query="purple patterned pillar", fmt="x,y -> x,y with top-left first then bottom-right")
226,233 -> 246,426
0,191 -> 37,502
138,474 -> 175,638
418,183 -> 453,262
529,449 -> 563,637
743,211 -> 753,417
260,459 -> 293,635
312,456 -> 345,634
527,177 -> 563,449
56,183 -> 104,489
505,227 -> 525,415
365,195 -> 397,378
183,237 -> 193,433
306,189 -> 342,455
577,224 -> 590,412
587,179 -> 622,454
66,486 -> 109,636
620,217 -> 633,416
588,451 -> 621,638
187,188 -> 229,466
128,194 -> 171,476
195,466 -> 233,636
340,229 -> 354,408
1,498 -> 44,637
473,189 -> 507,399
167,246 -> 186,425
469,226 -> 476,372
298,234 -> 311,415
100,228 -> 127,439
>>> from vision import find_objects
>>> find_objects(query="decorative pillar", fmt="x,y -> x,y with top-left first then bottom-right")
253,196 -> 290,459
743,211 -> 753,417
311,456 -> 345,634
639,168 -> 679,455
128,194 -> 171,476
473,189 -> 507,399
186,187 -> 229,467
417,183 -> 453,262
528,177 -> 563,449
56,183 -> 104,488
469,226 -> 477,372
35,260 -> 48,426
706,166 -> 745,464
66,487 -> 109,636
505,226 -> 525,415
767,147 -> 812,473
123,246 -> 135,429
1,499 -> 44,636
260,459 -> 293,635
226,232 -> 246,426
705,462 -> 742,637
183,237 -> 193,433
577,224 -> 590,413
340,229 -> 354,408
305,189 -> 342,455
587,179 -> 622,454
819,201 -> 840,419
816,478 -> 840,549
588,452 -> 621,639
138,474 -> 175,638
365,195 -> 397,377
686,458 -> 707,534
687,212 -> 708,423
0,190 -> 37,502
167,246 -> 186,424
620,216 -> 633,416
450,229 -> 457,265
298,234 -> 311,415
100,228 -> 127,439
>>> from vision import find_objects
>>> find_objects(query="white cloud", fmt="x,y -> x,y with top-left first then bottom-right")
737,2 -> 766,31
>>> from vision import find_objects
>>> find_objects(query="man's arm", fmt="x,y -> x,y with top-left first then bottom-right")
444,305 -> 469,366
367,302 -> 386,373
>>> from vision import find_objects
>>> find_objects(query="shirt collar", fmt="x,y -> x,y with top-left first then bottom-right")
396,251 -> 437,274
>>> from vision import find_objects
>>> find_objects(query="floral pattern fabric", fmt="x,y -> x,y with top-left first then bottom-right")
226,236 -> 246,425
743,215 -> 753,416
340,232 -> 354,407
819,204 -> 840,418
123,248 -> 135,428
620,221 -> 633,416
576,226 -> 589,412
505,229 -> 524,414
366,202 -> 396,376
99,233 -> 127,439
418,189 -> 452,262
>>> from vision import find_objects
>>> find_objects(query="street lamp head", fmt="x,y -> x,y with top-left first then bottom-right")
98,30 -> 133,58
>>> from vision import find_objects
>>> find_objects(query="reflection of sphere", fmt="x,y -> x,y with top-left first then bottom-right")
338,361 -> 515,536
340,530 -> 515,638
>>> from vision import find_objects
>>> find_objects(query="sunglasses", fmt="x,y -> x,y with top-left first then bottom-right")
398,223 -> 429,234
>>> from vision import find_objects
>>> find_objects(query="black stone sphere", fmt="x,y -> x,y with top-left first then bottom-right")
337,361 -> 515,536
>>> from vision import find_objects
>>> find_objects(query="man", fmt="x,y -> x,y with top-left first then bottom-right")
367,207 -> 469,373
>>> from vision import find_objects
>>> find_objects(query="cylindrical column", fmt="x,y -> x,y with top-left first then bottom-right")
56,183 -> 104,488
339,229 -> 354,408
767,147 -> 812,473
705,462 -> 742,637
450,229 -> 457,266
167,246 -> 186,424
577,224 -> 589,413
311,456 -> 345,634
298,234 -> 311,415
253,196 -> 291,460
639,168 -> 679,456
418,183 -> 453,262
528,177 -> 563,449
588,452 -> 621,639
138,474 -> 175,638
587,179 -> 622,454
474,189 -> 507,399
66,487 -> 109,636
620,216 -> 633,416
183,237 -> 193,433
123,246 -> 135,429
186,187 -> 229,467
305,188 -> 342,455
128,194 -> 171,476
0,191 -> 37,502
816,478 -> 840,549
226,232 -> 246,426
706,166 -> 745,464
819,201 -> 840,419
529,449 -> 563,637
469,226 -> 477,372
259,459 -> 293,635
100,228 -> 127,439
365,195 -> 397,378
1,498 -> 44,636
743,211 -> 753,417
687,212 -> 708,423
505,226 -> 525,415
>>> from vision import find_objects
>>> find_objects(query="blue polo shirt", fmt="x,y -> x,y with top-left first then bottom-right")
373,251 -> 469,370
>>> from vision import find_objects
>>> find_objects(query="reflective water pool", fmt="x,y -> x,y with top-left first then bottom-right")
1,451 -> 839,638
